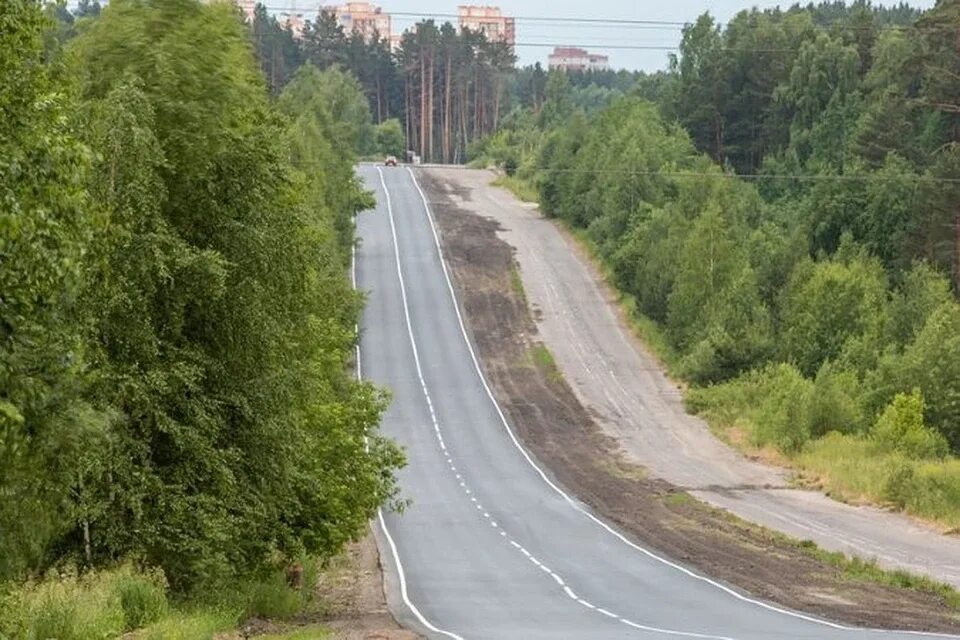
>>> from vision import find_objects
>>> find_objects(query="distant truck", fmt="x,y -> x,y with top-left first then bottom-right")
385,155 -> 398,167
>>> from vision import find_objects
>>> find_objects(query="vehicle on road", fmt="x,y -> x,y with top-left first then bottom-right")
384,155 -> 398,167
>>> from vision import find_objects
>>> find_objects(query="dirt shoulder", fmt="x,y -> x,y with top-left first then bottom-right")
237,530 -> 418,640
418,168 -> 960,633
309,531 -> 418,640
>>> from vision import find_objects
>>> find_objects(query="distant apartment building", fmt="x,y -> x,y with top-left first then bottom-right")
235,0 -> 256,22
548,47 -> 610,72
457,5 -> 515,46
322,2 -> 392,43
280,12 -> 306,38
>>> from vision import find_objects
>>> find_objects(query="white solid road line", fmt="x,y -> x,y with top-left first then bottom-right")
403,167 -> 960,640
386,167 -> 739,640
353,171 -> 465,640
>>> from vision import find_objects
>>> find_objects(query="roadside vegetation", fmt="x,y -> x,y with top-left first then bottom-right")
471,1 -> 960,529
1,0 -> 403,636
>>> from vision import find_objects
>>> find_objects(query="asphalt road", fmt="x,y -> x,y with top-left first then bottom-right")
419,167 -> 960,590
354,165 -> 958,640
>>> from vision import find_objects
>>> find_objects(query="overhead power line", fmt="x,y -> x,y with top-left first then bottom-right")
293,163 -> 960,184
252,5 -> 954,34
388,11 -> 689,27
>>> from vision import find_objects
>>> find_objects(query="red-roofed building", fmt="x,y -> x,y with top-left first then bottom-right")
548,47 -> 610,72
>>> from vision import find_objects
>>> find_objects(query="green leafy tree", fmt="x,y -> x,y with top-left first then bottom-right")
375,117 -> 405,157
0,0 -> 105,580
668,208 -> 772,381
867,301 -> 960,451
774,32 -> 861,168
280,63 -> 376,155
885,262 -> 953,348
538,70 -> 574,130
67,0 -> 400,590
779,248 -> 888,376
872,390 -> 949,460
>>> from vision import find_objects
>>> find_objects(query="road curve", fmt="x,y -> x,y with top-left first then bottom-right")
417,167 -> 960,590
354,165 -> 958,640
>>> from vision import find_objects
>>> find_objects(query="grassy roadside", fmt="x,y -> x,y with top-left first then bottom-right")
688,378 -> 960,531
491,174 -> 539,203
0,561 -> 332,640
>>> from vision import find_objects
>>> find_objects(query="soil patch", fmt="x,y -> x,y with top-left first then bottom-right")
241,531 -> 419,640
309,532 -> 419,640
419,170 -> 960,634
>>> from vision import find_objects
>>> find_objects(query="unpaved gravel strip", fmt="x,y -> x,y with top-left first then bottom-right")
419,166 -> 960,589
417,167 -> 960,633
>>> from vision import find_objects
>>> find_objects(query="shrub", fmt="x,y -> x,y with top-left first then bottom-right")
881,459 -> 916,508
872,391 -> 949,460
754,363 -> 815,452
244,571 -> 302,620
114,569 -> 168,630
374,118 -> 405,158
806,362 -> 864,437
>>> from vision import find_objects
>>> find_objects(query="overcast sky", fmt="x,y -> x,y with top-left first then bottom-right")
369,0 -> 937,71
72,0 -> 938,71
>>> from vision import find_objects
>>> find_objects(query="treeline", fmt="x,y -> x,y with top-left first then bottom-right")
664,1 -> 958,282
1,0 -> 402,603
479,1 -> 960,524
254,8 -> 517,163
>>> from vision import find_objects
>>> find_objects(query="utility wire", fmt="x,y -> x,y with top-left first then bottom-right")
389,10 -> 688,27
252,5 -> 956,34
291,163 -> 960,184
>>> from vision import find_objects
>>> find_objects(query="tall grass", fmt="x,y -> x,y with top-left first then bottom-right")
492,174 -> 539,203
798,434 -> 960,528
0,565 -> 167,640
0,557 -> 324,639
690,377 -> 960,529
138,609 -> 237,640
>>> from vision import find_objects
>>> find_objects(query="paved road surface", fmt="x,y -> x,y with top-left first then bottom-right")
419,166 -> 960,590
355,165 -> 958,640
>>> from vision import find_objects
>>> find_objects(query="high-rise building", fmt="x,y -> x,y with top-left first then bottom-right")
236,0 -> 256,22
322,2 -> 392,43
280,12 -> 307,38
457,5 -> 515,46
548,47 -> 610,72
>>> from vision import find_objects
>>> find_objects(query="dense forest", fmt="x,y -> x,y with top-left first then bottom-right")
255,9 -> 516,162
1,0 -> 402,634
473,0 -> 960,526
251,6 -> 655,163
